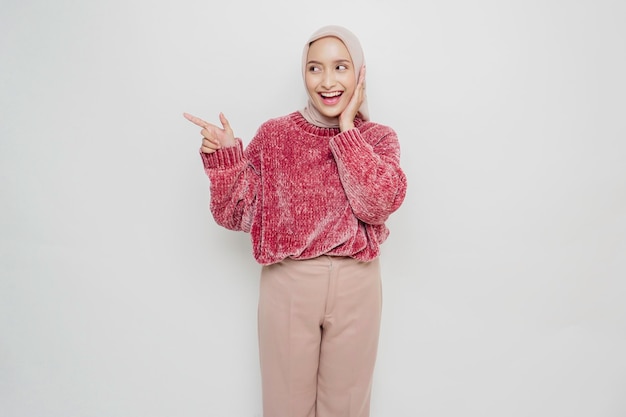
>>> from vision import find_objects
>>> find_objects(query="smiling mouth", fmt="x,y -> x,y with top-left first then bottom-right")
320,91 -> 343,98
318,91 -> 343,105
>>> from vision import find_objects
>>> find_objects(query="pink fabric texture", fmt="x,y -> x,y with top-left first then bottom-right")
200,111 -> 407,265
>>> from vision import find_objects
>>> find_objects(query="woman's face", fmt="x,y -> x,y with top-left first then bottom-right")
305,36 -> 356,119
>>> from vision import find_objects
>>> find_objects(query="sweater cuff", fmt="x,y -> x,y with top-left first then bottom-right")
200,139 -> 244,169
329,128 -> 372,156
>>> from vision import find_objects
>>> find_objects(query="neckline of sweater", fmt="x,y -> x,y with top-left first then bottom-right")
290,112 -> 365,137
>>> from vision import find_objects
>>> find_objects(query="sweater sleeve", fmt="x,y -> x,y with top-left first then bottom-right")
200,138 -> 259,232
329,126 -> 407,225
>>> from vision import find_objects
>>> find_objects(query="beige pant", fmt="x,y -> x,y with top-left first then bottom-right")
258,256 -> 382,417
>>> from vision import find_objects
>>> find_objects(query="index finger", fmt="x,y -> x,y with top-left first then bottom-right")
358,65 -> 366,86
183,112 -> 210,128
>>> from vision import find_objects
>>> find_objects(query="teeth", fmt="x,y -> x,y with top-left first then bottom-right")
321,91 -> 342,98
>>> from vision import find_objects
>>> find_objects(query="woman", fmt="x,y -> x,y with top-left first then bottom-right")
184,25 -> 407,417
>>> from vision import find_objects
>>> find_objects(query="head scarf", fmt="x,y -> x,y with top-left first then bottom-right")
299,25 -> 370,128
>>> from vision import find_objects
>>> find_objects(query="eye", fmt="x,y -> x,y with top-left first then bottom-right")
337,64 -> 348,71
308,65 -> 321,72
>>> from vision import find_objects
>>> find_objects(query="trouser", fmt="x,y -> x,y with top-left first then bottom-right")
258,255 -> 382,417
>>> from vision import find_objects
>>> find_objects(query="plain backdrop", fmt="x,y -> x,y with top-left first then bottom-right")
1,0 -> 625,416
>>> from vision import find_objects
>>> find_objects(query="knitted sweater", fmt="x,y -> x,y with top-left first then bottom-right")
200,111 -> 407,265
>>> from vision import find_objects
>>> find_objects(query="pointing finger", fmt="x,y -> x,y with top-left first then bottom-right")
183,112 -> 210,129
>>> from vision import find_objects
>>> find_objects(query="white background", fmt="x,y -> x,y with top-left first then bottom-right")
1,0 -> 625,416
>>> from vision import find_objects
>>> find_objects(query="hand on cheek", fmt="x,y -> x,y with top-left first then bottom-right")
339,65 -> 366,132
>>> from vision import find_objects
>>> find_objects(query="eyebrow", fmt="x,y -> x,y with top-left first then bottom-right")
307,59 -> 352,66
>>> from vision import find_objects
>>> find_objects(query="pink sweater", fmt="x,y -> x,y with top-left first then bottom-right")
200,111 -> 407,265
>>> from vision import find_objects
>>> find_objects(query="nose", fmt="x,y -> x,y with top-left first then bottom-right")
321,71 -> 336,89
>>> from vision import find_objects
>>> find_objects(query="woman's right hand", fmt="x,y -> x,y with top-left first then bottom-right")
183,112 -> 236,153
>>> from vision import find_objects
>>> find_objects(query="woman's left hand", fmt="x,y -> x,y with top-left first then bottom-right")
339,65 -> 366,132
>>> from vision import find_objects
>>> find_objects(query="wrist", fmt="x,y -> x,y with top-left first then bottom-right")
340,122 -> 355,132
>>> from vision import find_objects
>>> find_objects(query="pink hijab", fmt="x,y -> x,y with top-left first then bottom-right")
299,25 -> 370,128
